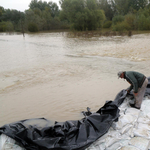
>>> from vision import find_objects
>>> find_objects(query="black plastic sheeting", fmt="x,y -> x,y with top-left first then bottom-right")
0,77 -> 150,150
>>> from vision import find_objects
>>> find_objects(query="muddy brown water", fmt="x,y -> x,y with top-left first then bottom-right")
0,32 -> 150,126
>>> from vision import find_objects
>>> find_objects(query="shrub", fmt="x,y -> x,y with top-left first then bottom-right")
135,13 -> 150,30
28,22 -> 39,32
112,15 -> 124,25
145,17 -> 150,30
103,21 -> 112,28
112,21 -> 130,31
6,21 -> 14,32
0,22 -> 6,32
125,14 -> 136,30
0,21 -> 14,32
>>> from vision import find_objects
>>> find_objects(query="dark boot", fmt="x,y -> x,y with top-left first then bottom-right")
129,103 -> 140,109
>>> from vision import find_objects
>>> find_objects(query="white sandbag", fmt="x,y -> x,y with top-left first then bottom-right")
129,137 -> 150,150
137,123 -> 150,130
115,114 -> 137,130
104,128 -> 131,148
86,142 -> 105,150
86,132 -> 107,150
94,143 -> 105,150
95,143 -> 105,150
141,100 -> 150,116
133,128 -> 150,139
0,134 -> 6,150
105,136 -> 120,148
86,144 -> 98,150
106,127 -> 121,137
87,139 -> 106,150
145,112 -> 150,119
140,110 -> 150,119
0,134 -> 25,150
106,142 -> 122,150
119,145 -> 140,150
93,127 -> 120,145
142,99 -> 150,107
120,124 -> 133,135
118,99 -> 129,115
137,117 -> 150,124
124,108 -> 140,117
106,140 -> 129,150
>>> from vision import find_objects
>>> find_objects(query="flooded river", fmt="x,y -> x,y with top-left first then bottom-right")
0,31 -> 150,126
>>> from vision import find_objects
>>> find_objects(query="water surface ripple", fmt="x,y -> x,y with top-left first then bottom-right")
0,32 -> 150,126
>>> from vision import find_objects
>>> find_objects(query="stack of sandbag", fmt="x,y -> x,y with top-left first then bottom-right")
133,99 -> 150,139
86,97 -> 150,150
0,134 -> 25,150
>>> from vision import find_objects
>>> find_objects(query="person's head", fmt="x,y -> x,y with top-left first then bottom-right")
118,71 -> 124,79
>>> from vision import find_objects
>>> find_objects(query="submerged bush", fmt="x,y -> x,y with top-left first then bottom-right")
135,14 -> 150,30
0,22 -> 6,32
103,21 -> 112,28
145,17 -> 150,30
125,14 -> 136,30
112,21 -> 130,31
6,21 -> 14,32
0,21 -> 14,32
28,22 -> 39,32
112,15 -> 124,25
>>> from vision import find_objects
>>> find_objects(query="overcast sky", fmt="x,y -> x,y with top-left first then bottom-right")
0,0 -> 60,12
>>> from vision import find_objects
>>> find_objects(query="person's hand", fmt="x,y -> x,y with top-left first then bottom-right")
126,89 -> 129,93
134,92 -> 138,96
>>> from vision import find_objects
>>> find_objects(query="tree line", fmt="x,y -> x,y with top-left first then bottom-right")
0,0 -> 150,32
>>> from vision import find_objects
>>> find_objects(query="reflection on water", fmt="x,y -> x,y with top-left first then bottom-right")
0,32 -> 150,126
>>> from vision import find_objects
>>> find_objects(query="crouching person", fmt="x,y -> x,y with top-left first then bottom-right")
118,71 -> 148,109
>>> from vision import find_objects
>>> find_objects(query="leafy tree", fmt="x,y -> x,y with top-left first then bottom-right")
33,8 -> 42,16
28,22 -> 39,32
0,21 -> 14,32
0,21 -> 6,31
112,15 -> 124,25
0,6 -> 5,21
140,7 -> 150,17
25,0 -> 61,31
41,8 -> 52,30
108,0 -> 148,17
111,0 -> 130,15
60,0 -> 105,30
29,0 -> 48,11
25,9 -> 44,31
1,9 -> 22,24
134,7 -> 150,30
47,2 -> 59,18
124,13 -> 136,29
103,20 -> 112,28
6,21 -> 14,31
98,0 -> 114,20
29,0 -> 59,18
128,0 -> 148,11
0,8 -> 25,31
